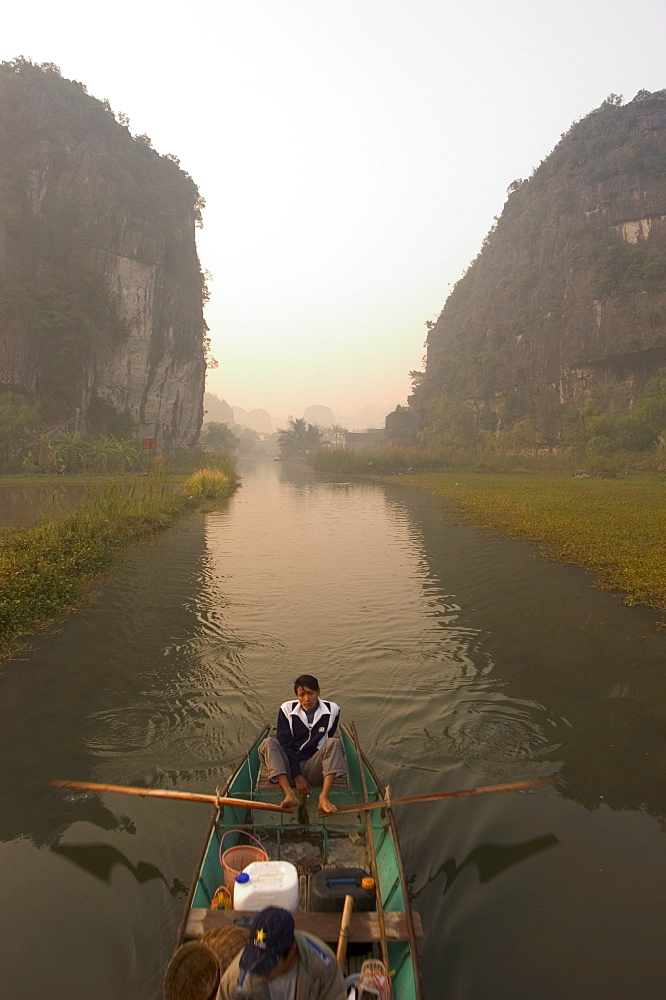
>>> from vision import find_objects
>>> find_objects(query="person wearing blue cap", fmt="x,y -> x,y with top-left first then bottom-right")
216,905 -> 346,999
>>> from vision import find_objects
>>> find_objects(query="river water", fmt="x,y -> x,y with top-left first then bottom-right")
0,483 -> 88,527
0,458 -> 665,999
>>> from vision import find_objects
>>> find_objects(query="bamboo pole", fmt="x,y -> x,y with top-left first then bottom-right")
50,779 -> 291,813
333,777 -> 556,815
336,894 -> 355,969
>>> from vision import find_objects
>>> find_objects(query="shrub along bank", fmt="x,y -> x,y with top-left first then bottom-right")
392,472 -> 666,612
0,468 -> 236,659
311,444 -> 579,476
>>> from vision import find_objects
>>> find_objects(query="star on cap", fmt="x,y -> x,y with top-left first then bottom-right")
255,928 -> 267,944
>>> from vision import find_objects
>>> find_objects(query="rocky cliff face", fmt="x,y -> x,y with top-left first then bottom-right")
0,59 -> 205,448
390,91 -> 666,444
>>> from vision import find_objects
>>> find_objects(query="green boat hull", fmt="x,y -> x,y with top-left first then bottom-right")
178,725 -> 422,999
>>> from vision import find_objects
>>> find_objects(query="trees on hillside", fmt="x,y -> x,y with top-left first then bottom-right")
418,397 -> 481,449
201,421 -> 239,453
567,369 -> 666,458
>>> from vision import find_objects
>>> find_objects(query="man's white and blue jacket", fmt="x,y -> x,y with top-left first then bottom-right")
276,699 -> 341,777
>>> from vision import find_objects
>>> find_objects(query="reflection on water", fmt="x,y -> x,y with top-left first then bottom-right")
436,832 -> 560,892
0,458 -> 665,999
52,841 -> 188,895
0,483 -> 87,526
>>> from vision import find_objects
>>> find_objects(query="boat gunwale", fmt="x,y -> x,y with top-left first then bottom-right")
175,726 -> 269,945
352,728 -> 424,1000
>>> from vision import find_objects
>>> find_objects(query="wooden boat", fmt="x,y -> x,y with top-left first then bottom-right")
176,722 -> 424,998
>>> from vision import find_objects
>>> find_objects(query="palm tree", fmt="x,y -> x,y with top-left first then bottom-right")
89,435 -> 117,474
32,432 -> 59,472
304,422 -> 323,452
277,419 -> 323,458
113,438 -> 141,474
54,431 -> 86,473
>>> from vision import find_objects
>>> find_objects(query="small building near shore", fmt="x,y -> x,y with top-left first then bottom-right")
344,429 -> 385,450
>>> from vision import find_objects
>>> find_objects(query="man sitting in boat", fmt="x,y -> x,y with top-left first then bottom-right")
217,905 -> 346,999
259,674 -> 346,814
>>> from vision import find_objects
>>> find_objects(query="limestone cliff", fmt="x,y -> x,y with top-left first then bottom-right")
389,91 -> 666,445
0,59 -> 206,448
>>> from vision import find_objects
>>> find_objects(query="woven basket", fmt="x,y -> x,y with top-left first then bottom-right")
219,830 -> 268,893
163,941 -> 220,1000
200,925 -> 249,973
222,844 -> 268,889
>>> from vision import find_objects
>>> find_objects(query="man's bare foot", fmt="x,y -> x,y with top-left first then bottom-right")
280,794 -> 299,810
318,794 -> 337,814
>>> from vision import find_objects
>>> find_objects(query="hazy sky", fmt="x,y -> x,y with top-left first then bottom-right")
3,1 -> 666,418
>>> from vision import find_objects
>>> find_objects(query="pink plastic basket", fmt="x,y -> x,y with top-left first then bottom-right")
219,830 -> 268,892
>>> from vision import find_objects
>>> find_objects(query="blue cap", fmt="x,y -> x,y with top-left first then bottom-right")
236,872 -> 250,884
239,906 -> 295,976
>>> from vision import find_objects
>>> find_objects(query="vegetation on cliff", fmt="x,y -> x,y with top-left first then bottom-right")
0,57 -> 206,438
317,368 -> 666,477
391,90 -> 666,449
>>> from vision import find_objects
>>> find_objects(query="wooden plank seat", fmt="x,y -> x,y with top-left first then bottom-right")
186,908 -> 423,943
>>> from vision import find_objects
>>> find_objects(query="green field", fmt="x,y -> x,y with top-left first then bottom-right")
392,472 -> 666,611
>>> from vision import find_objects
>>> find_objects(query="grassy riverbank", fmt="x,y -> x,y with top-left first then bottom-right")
0,468 -> 236,659
0,472 -> 203,486
391,471 -> 666,612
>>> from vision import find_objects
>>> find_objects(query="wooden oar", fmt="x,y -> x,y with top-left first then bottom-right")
336,894 -> 354,969
50,779 -> 291,813
333,777 -> 556,815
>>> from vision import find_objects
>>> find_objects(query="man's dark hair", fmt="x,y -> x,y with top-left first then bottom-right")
294,674 -> 319,692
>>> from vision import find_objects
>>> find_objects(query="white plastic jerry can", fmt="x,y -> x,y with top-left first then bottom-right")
232,861 -> 299,912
